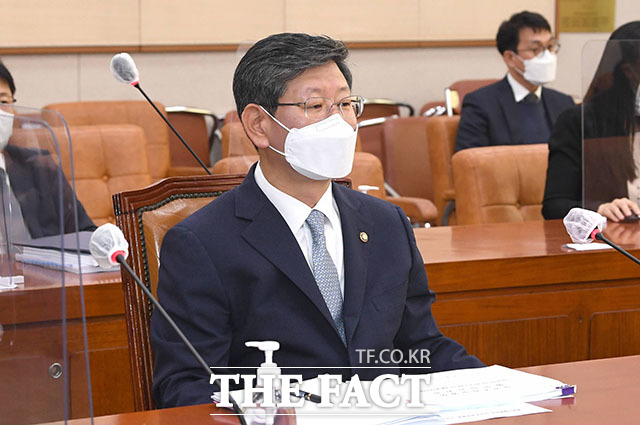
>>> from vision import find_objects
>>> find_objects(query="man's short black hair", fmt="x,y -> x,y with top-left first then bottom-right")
496,11 -> 552,55
232,32 -> 352,117
0,60 -> 16,96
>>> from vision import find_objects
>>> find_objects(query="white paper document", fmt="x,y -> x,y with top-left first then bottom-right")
565,242 -> 612,251
285,365 -> 574,425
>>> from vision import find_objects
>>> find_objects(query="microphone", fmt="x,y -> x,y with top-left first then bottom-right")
89,224 -> 246,424
109,53 -> 212,176
563,208 -> 640,266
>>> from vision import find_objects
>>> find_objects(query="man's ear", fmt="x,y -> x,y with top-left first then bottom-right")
241,104 -> 270,150
503,50 -> 518,69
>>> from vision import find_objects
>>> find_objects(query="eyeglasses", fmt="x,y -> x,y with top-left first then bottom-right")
274,95 -> 365,120
517,40 -> 561,57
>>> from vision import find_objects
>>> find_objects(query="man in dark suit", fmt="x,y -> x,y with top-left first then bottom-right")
151,33 -> 483,408
0,60 -> 94,240
455,11 -> 574,151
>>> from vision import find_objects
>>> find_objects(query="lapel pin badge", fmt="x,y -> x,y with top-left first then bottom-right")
359,231 -> 368,243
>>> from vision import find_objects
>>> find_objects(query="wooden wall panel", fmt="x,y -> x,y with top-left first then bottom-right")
1,0 -> 556,51
140,0 -> 285,45
589,310 -> 640,359
418,0 -> 556,40
441,316 -> 571,368
0,0 -> 139,47
285,0 -> 421,42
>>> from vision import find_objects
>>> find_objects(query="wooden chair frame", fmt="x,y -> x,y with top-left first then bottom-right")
113,174 -> 246,411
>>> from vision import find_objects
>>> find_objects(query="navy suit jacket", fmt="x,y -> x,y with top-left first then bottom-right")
455,76 -> 574,151
151,165 -> 483,408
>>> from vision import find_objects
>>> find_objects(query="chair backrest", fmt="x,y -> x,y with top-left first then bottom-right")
11,124 -> 153,225
452,144 -> 548,225
447,79 -> 499,115
45,100 -> 170,180
165,106 -> 218,170
212,155 -> 259,174
426,115 -> 460,225
381,116 -> 434,200
113,174 -> 247,411
220,121 -> 257,157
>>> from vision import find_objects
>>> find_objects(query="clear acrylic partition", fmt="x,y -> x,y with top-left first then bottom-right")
582,40 -> 640,211
0,106 -> 94,424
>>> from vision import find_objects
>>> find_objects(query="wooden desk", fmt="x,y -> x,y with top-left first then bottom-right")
39,355 -> 640,424
415,220 -> 640,368
0,264 -> 133,424
8,219 -> 640,422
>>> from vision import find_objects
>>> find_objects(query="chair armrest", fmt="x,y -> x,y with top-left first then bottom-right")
442,189 -> 456,202
387,196 -> 438,225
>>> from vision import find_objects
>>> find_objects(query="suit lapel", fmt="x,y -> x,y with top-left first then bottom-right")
333,185 -> 373,345
496,77 -> 524,144
236,168 -> 340,334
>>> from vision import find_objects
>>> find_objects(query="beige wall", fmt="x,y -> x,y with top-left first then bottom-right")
2,1 -> 639,117
1,0 -> 553,47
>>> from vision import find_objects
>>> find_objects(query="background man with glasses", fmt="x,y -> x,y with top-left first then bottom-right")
455,11 -> 575,151
151,32 -> 482,408
0,61 -> 94,239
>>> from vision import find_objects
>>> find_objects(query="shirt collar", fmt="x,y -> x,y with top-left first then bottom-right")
507,72 -> 542,103
254,162 -> 338,234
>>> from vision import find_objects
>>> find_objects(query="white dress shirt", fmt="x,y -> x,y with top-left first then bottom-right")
507,72 -> 542,103
254,162 -> 345,295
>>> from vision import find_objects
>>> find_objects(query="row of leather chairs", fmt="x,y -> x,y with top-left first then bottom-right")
36,98 -> 548,230
344,113 -> 549,226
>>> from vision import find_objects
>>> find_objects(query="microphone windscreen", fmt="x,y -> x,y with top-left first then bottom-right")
563,207 -> 607,243
89,223 -> 129,269
110,53 -> 139,84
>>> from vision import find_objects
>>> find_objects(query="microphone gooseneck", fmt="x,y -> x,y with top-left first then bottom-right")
109,53 -> 212,176
90,225 -> 246,424
591,229 -> 640,266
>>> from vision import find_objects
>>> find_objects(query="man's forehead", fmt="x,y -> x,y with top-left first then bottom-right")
519,27 -> 552,43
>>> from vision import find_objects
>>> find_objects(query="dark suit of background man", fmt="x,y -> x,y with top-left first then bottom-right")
455,11 -> 574,151
151,32 -> 483,408
0,60 -> 94,239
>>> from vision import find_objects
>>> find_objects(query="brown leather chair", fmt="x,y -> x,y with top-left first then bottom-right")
426,115 -> 460,225
45,100 -> 205,180
212,152 -> 437,225
419,79 -> 498,117
381,116 -> 434,201
452,144 -> 548,225
446,79 -> 499,115
220,121 -> 256,157
165,106 -> 219,175
11,124 -> 153,225
112,174 -> 247,411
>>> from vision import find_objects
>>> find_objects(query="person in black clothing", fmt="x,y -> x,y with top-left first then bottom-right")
542,21 -> 640,221
0,60 -> 95,238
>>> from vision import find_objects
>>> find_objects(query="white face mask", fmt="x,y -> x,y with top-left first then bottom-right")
515,49 -> 557,86
0,109 -> 14,151
260,107 -> 358,180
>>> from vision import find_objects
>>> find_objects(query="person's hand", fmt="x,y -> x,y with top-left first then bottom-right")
597,198 -> 640,222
